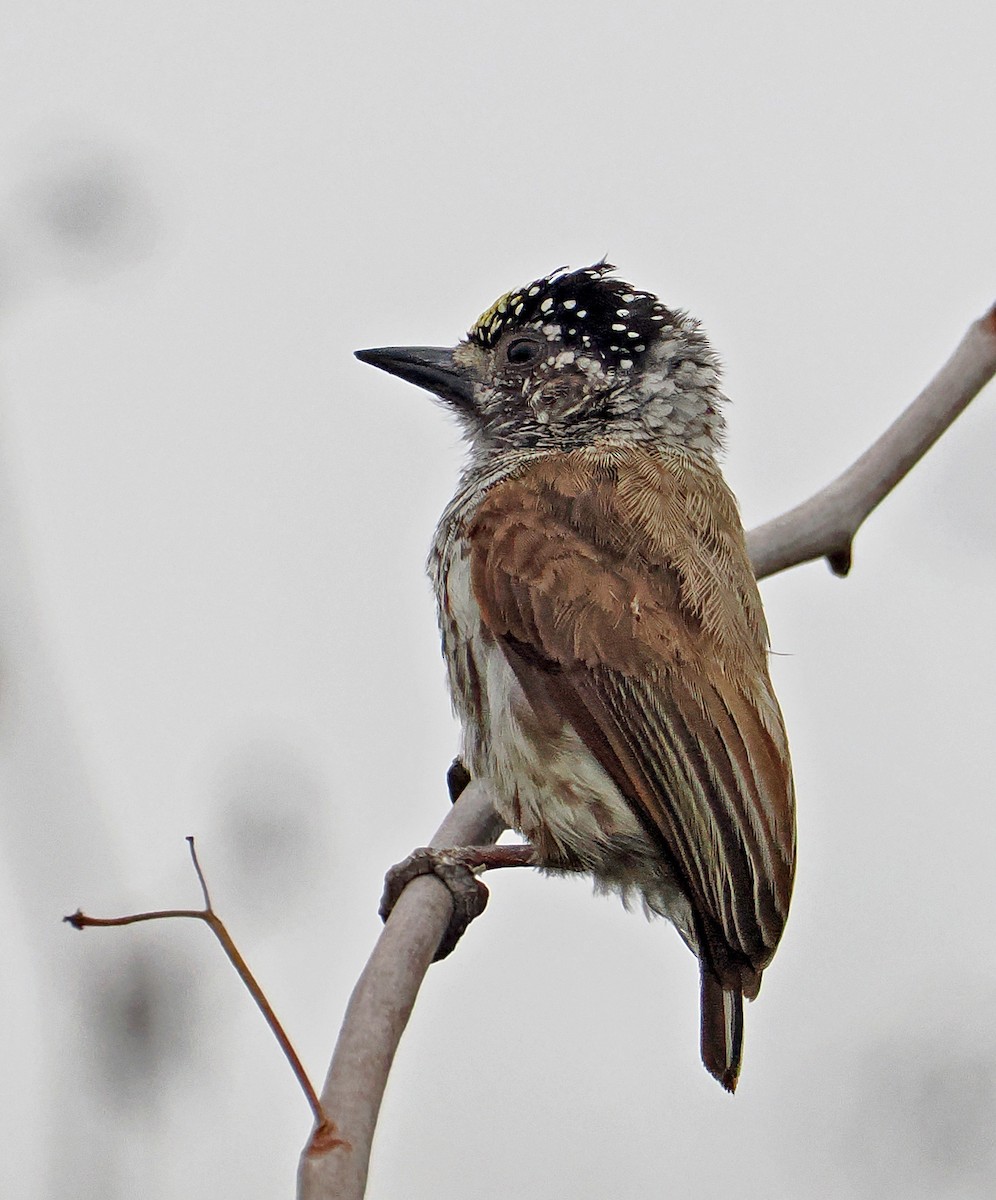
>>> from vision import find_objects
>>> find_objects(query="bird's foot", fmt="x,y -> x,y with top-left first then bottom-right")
379,843 -> 536,961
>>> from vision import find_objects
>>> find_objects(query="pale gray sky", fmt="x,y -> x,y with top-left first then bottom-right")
1,3 -> 995,1198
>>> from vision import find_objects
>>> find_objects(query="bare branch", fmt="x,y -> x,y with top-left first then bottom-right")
299,784 -> 503,1197
747,304 -> 996,578
301,305 -> 996,1200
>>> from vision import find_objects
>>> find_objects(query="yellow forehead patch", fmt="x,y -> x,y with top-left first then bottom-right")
471,289 -> 523,340
472,292 -> 508,335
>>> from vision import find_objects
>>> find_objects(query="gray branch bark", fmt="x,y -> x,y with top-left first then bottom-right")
746,306 -> 996,578
298,302 -> 996,1200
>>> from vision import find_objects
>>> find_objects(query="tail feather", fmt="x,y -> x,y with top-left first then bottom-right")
700,967 -> 744,1093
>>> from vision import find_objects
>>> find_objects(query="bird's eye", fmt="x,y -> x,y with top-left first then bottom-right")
505,337 -> 544,367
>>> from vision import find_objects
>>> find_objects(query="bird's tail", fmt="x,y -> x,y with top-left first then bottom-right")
699,966 -> 744,1093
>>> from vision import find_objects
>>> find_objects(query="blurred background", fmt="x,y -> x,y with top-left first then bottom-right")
1,3 -> 994,1197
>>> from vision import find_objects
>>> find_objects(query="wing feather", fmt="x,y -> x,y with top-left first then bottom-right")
467,446 -> 795,982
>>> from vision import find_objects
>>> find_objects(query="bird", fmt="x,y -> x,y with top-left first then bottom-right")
355,261 -> 795,1092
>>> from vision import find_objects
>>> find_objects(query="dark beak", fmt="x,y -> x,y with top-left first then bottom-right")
354,346 -> 475,410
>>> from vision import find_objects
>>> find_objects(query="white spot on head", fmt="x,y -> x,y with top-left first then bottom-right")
540,298 -> 553,312
562,299 -> 577,310
616,308 -> 629,317
528,286 -> 541,296
611,323 -> 626,331
621,293 -> 636,302
577,310 -> 587,318
620,358 -> 633,369
627,330 -> 639,338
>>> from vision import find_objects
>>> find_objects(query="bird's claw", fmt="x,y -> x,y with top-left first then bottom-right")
379,847 -> 490,961
446,757 -> 472,804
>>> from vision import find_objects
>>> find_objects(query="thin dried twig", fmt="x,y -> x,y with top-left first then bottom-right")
67,838 -> 344,1151
298,302 -> 996,1200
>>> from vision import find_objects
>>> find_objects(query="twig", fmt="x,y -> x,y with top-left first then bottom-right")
298,302 -> 996,1200
66,838 -> 345,1152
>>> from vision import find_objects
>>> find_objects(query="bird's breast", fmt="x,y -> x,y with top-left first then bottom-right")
435,533 -> 678,894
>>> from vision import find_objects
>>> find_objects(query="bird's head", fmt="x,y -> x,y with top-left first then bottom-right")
356,262 -> 727,457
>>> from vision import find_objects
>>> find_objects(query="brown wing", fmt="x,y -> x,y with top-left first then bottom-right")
467,445 -> 795,985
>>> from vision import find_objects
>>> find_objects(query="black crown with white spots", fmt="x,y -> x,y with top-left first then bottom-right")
468,261 -> 681,372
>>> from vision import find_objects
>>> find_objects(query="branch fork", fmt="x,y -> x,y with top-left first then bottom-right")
66,837 -> 344,1154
